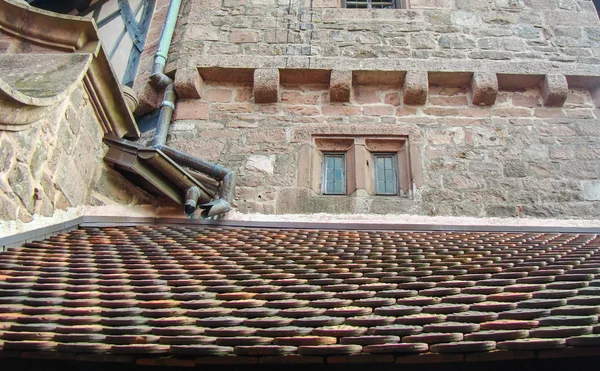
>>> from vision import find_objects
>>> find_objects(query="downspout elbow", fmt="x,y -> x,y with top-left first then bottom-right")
184,186 -> 202,217
150,69 -> 173,89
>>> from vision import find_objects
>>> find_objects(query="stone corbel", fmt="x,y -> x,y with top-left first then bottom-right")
0,53 -> 92,131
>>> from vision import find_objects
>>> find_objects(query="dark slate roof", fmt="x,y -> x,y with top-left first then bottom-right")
1,225 -> 600,366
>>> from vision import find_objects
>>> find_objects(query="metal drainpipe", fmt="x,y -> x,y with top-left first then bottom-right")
150,0 -> 181,147
155,145 -> 237,218
150,0 -> 182,89
146,0 -> 236,218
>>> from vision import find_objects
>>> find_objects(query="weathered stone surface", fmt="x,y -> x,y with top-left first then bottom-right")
329,69 -> 352,103
471,72 -> 498,106
7,163 -> 35,214
541,74 -> 568,107
245,155 -> 275,174
175,67 -> 204,99
582,180 -> 600,201
591,86 -> 600,108
403,71 -> 428,105
253,68 -> 279,103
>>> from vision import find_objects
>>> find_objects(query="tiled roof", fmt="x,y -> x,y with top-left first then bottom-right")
1,225 -> 600,366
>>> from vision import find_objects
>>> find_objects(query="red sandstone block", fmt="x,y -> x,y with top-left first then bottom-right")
330,70 -> 352,103
256,105 -> 280,114
429,95 -> 469,106
229,30 -> 260,43
565,90 -> 593,107
384,92 -> 402,106
235,87 -> 253,102
491,107 -> 532,117
281,91 -> 319,105
541,74 -> 568,107
363,105 -> 395,116
247,128 -> 287,144
512,93 -> 541,107
565,109 -> 595,118
135,82 -> 161,115
396,107 -> 418,116
471,72 -> 498,106
403,71 -> 428,105
173,101 -> 209,120
174,67 -> 203,99
456,107 -> 492,117
534,108 -> 565,118
254,68 -> 279,103
206,89 -> 234,103
353,86 -> 381,104
212,103 -> 254,113
423,107 -> 459,116
447,118 -> 488,126
285,106 -> 320,116
322,105 -> 361,116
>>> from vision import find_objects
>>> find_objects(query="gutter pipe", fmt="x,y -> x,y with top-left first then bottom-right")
146,0 -> 236,218
155,145 -> 237,218
150,0 -> 181,89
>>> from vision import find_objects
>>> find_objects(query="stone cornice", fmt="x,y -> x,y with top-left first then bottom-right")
0,0 -> 140,139
184,56 -> 600,87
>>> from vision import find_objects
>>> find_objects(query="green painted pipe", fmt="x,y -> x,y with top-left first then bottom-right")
151,0 -> 182,88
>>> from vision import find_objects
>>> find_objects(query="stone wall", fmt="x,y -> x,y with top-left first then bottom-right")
0,82 -> 152,224
165,78 -> 600,218
0,23 -> 153,225
129,0 -> 600,219
172,0 -> 600,70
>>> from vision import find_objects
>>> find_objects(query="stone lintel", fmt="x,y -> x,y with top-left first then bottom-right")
540,74 -> 568,107
403,71 -> 428,105
471,72 -> 498,106
253,68 -> 279,104
329,69 -> 352,103
174,67 -> 203,99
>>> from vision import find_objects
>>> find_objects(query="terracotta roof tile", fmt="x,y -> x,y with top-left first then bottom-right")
0,226 -> 599,364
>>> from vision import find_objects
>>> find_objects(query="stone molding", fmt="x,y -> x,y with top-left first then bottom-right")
0,53 -> 92,131
194,66 -> 600,108
0,0 -> 139,139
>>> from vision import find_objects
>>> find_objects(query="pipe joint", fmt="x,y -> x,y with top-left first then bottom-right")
161,100 -> 175,109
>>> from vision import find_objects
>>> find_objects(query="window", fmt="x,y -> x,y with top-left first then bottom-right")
342,0 -> 403,8
322,153 -> 346,195
373,153 -> 398,195
312,136 -> 413,197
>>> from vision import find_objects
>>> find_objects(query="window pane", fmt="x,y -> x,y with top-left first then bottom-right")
323,154 -> 346,195
373,154 -> 398,195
